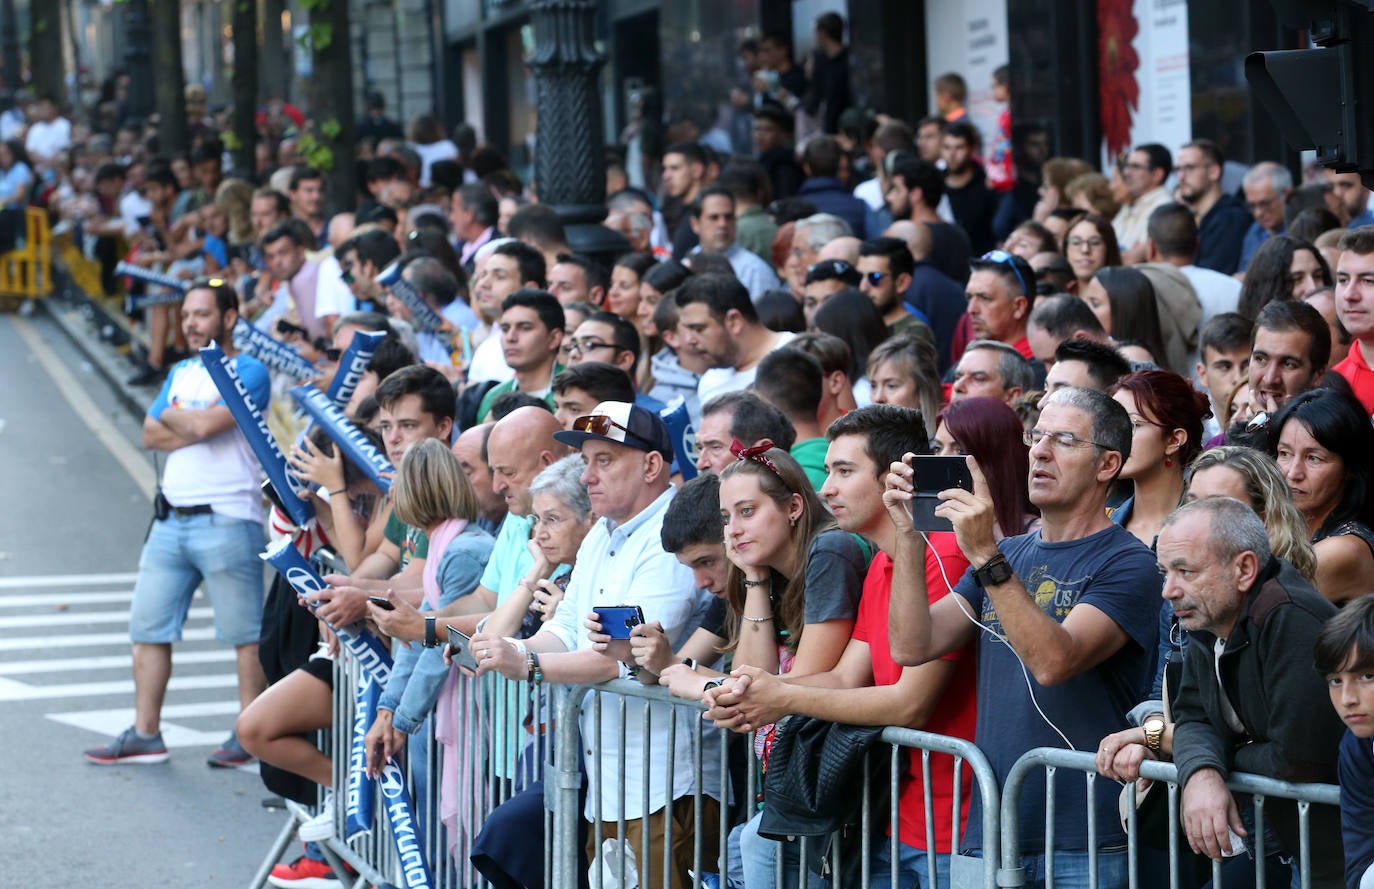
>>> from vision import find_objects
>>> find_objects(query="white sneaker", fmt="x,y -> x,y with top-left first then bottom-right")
297,790 -> 335,842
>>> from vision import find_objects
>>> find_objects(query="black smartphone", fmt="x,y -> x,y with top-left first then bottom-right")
367,595 -> 395,611
908,456 -> 975,532
445,626 -> 479,671
597,605 -> 645,640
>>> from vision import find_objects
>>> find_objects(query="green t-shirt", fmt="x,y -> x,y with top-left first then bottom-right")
475,363 -> 565,423
383,510 -> 429,571
791,437 -> 830,492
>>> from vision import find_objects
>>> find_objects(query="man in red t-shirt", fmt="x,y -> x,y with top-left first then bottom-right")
705,404 -> 978,888
1333,227 -> 1374,414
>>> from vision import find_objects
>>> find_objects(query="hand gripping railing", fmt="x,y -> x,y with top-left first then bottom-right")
1000,747 -> 1341,889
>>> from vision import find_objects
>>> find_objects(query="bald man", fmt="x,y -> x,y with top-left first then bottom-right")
452,422 -> 508,534
885,219 -> 966,371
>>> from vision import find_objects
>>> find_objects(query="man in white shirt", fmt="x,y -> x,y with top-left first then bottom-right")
466,239 -> 545,384
471,401 -> 718,889
1113,143 -> 1173,262
676,272 -> 795,405
689,185 -> 781,299
24,97 -> 70,171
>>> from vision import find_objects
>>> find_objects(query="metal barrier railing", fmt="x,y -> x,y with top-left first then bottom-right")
546,680 -> 1001,889
250,665 -> 1345,889
1000,747 -> 1342,889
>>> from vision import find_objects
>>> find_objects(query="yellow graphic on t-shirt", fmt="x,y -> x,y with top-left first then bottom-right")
980,562 -> 1097,631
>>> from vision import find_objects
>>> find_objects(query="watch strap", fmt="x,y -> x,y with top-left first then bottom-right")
423,615 -> 438,648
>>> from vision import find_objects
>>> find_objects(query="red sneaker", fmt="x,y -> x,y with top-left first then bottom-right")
267,856 -> 341,889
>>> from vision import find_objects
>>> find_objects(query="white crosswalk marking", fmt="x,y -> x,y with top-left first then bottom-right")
0,574 -> 247,749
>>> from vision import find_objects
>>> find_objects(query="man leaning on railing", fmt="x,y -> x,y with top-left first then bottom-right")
469,401 -> 721,889
1096,497 -> 1346,888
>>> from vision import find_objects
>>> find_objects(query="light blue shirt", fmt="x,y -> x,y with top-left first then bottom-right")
0,160 -> 32,208
480,512 -> 535,598
542,485 -> 720,820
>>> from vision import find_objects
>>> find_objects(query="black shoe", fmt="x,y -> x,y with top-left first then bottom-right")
126,364 -> 166,386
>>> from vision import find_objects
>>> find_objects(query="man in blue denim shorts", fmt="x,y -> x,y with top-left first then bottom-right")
84,279 -> 271,767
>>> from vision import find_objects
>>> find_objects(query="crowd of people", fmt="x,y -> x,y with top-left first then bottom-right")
26,9 -> 1374,889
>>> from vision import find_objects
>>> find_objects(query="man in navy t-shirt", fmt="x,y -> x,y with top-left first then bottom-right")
886,386 -> 1159,888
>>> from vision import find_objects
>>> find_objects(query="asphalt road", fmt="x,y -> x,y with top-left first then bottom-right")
0,311 -> 288,888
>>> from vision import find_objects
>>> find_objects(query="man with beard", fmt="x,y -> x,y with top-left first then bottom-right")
85,280 -> 270,767
675,273 -> 796,405
887,156 -> 971,284
1174,140 -> 1251,275
857,236 -> 935,344
942,121 -> 998,255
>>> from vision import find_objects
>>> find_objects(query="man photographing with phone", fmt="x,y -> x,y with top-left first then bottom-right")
884,386 -> 1160,888
468,401 -> 719,889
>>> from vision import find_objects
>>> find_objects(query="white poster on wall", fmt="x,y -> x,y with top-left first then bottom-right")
1099,0 -> 1192,164
924,0 -> 1010,156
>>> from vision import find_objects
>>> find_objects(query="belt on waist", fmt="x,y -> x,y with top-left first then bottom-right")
170,503 -> 214,517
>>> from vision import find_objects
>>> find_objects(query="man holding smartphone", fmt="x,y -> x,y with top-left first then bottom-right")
84,280 -> 270,768
470,401 -> 718,889
886,387 -> 1160,888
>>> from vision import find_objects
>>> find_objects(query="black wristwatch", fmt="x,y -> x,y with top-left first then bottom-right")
423,615 -> 440,648
972,553 -> 1014,588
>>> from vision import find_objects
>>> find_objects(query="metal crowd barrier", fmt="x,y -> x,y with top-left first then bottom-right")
1000,747 -> 1342,889
249,663 -> 1345,889
547,680 -> 1001,889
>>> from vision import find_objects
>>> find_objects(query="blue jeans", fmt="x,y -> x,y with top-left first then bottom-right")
129,511 -> 264,645
957,848 -> 1129,889
869,836 -> 951,889
737,811 -> 827,889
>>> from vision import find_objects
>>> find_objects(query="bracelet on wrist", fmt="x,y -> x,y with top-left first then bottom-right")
327,488 -> 347,497
741,614 -> 773,624
742,578 -> 770,588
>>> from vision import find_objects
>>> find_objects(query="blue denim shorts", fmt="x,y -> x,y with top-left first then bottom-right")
129,511 -> 265,646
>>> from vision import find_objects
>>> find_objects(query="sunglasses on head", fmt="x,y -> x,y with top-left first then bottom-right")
980,250 -> 1031,298
572,413 -> 655,449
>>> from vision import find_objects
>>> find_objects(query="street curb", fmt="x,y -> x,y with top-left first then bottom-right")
38,280 -> 155,420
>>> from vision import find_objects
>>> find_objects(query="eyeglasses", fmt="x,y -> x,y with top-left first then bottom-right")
562,337 -> 623,356
1121,162 -> 1152,172
529,512 -> 566,531
572,413 -> 655,449
1024,429 -> 1111,451
1066,237 -> 1105,251
979,249 -> 1031,297
864,271 -> 887,286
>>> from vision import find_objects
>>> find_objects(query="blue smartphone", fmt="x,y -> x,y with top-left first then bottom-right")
597,605 -> 645,640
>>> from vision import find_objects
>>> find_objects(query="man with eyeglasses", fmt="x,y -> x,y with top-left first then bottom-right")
857,236 -> 935,345
1239,162 -> 1293,273
85,280 -> 272,767
476,289 -> 566,423
887,386 -> 1159,887
689,185 -> 780,299
471,402 -> 721,889
1112,144 -> 1173,263
563,312 -> 665,413
1174,140 -> 1251,275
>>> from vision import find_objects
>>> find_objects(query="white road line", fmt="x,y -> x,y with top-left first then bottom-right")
0,626 -> 217,651
0,673 -> 240,701
0,649 -> 236,675
0,607 -> 212,630
10,316 -> 156,501
0,572 -> 141,589
0,589 -> 135,608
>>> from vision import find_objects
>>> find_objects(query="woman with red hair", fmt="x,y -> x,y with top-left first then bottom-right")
1108,370 -> 1211,547
931,396 -> 1038,538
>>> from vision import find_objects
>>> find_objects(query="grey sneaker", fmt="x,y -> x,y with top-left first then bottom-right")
83,727 -> 170,765
207,729 -> 253,768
